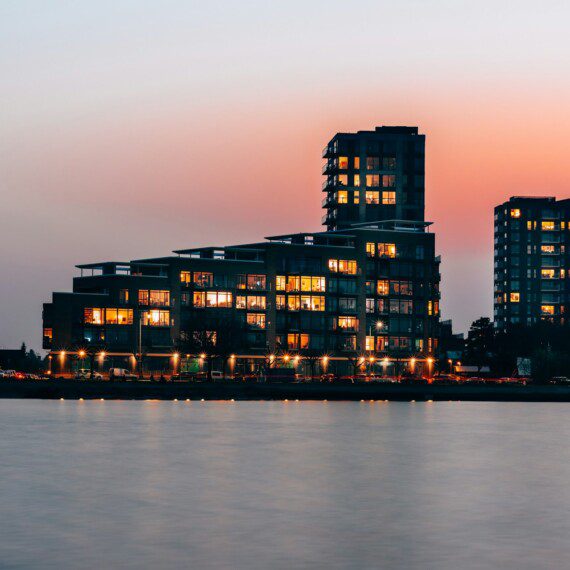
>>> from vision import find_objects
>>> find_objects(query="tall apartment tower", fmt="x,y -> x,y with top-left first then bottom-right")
494,196 -> 570,332
322,126 -> 425,231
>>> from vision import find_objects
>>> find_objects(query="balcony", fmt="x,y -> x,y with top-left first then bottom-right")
322,160 -> 337,175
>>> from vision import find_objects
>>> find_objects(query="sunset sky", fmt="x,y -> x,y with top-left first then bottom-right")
2,0 -> 570,350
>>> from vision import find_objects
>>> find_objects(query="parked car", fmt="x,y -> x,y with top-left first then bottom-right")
109,368 -> 138,380
0,370 -> 16,378
550,376 -> 570,385
75,368 -> 103,380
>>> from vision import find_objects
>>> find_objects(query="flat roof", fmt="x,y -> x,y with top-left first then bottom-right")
75,261 -> 169,270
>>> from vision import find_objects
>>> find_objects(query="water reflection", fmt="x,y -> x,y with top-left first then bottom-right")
1,401 -> 569,569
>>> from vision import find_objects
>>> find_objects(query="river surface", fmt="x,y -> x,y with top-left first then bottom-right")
1,400 -> 569,570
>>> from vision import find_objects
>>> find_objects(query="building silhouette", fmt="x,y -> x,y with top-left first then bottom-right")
43,126 -> 441,376
494,196 -> 570,332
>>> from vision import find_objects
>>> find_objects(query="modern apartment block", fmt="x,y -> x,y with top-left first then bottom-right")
322,126 -> 425,231
494,196 -> 570,332
43,126 -> 441,377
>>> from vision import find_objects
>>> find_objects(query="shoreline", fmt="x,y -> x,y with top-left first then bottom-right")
1,379 -> 570,402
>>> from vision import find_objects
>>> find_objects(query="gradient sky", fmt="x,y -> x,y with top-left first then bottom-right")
2,0 -> 570,350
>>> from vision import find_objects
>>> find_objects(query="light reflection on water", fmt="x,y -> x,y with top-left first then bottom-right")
1,400 -> 570,570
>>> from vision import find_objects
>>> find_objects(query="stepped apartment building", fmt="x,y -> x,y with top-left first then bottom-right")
494,196 -> 570,332
43,126 -> 441,377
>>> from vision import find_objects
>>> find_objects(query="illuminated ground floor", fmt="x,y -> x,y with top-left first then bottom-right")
47,350 -> 435,379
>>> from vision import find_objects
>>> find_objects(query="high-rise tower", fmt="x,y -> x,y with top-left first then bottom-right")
322,126 -> 425,231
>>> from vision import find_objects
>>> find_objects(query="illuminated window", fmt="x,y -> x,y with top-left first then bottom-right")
300,276 -> 325,292
377,280 -> 389,295
180,271 -> 191,283
541,305 -> 555,315
247,296 -> 266,310
247,275 -> 266,290
542,221 -> 555,231
527,221 -> 532,230
246,313 -> 266,329
382,191 -> 396,205
328,259 -> 338,272
541,245 -> 555,253
206,292 -> 232,308
338,190 -> 348,204
276,295 -> 286,310
236,295 -> 246,309
138,290 -> 149,305
286,276 -> 300,292
378,243 -> 396,258
353,190 -> 359,204
510,209 -> 521,218
287,295 -> 300,311
337,316 -> 358,331
336,260 -> 357,274
193,292 -> 205,308
510,292 -> 520,302
276,276 -> 286,291
193,272 -> 213,288
541,269 -> 555,279
376,336 -> 388,351
354,174 -> 361,187
338,174 -> 348,186
354,157 -> 360,169
366,174 -> 380,187
43,328 -> 53,341
149,290 -> 170,307
338,156 -> 348,169
300,295 -> 325,311
142,310 -> 170,326
428,300 -> 433,315
118,309 -> 133,324
382,175 -> 396,188
287,333 -> 309,350
365,336 -> 374,351
366,242 -> 376,257
84,308 -> 103,325
366,191 -> 379,204
366,298 -> 375,313
119,289 -> 129,304
236,275 -> 247,289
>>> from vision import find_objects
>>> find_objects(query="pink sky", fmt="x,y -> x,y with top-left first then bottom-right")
2,1 -> 570,349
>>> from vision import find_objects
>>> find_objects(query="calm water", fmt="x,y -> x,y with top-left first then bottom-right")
1,401 -> 570,569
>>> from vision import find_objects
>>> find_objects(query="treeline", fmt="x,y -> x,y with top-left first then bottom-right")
464,318 -> 570,381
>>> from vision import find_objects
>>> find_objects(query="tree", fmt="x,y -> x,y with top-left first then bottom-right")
177,312 -> 246,380
465,317 -> 495,370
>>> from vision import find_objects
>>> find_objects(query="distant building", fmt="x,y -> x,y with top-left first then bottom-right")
43,126 -> 441,377
494,196 -> 570,332
438,319 -> 465,361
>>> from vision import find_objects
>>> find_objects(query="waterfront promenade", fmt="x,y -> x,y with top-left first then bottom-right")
2,379 -> 570,402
